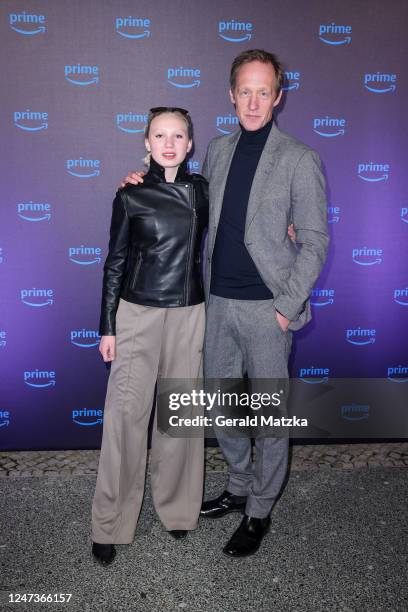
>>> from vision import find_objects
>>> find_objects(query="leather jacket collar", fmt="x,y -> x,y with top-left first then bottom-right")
145,156 -> 189,183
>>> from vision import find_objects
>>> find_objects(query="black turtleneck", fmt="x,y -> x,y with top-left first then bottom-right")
210,118 -> 274,299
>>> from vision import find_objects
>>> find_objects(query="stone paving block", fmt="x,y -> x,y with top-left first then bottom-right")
323,449 -> 338,456
353,461 -> 368,468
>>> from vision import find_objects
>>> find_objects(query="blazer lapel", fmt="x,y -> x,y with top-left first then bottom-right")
210,130 -> 240,232
245,122 -> 283,232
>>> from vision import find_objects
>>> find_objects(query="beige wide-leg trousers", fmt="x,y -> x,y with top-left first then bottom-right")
92,298 -> 205,544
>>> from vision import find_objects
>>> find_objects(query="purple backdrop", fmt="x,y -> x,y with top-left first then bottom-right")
1,0 -> 407,450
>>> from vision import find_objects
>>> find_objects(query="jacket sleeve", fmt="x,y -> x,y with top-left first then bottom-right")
273,149 -> 329,321
99,191 -> 130,335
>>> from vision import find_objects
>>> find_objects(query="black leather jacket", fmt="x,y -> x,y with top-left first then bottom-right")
99,158 -> 208,335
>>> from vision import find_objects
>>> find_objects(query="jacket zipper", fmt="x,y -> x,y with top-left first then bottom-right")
130,251 -> 142,288
184,184 -> 197,305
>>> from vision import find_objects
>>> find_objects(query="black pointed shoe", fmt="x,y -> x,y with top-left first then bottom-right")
168,530 -> 188,539
222,514 -> 271,558
200,490 -> 247,519
92,542 -> 116,566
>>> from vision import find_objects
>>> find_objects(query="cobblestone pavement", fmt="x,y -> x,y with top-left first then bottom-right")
0,442 -> 407,477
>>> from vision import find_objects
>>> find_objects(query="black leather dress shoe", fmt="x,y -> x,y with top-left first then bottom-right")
168,530 -> 188,539
92,542 -> 116,566
222,514 -> 271,557
200,490 -> 247,519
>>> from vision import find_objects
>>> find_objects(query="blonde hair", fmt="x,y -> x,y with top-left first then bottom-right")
143,151 -> 151,167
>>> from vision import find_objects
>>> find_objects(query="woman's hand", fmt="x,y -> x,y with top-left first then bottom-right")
119,171 -> 146,189
99,335 -> 116,362
288,223 -> 297,243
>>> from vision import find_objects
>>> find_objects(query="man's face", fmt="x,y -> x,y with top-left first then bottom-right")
229,60 -> 282,131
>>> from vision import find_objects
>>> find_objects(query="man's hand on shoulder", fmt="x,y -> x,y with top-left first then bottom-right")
119,170 -> 145,189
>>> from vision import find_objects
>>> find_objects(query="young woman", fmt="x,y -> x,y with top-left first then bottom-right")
91,107 -> 208,565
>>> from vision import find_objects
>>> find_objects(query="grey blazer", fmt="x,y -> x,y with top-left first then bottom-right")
202,122 -> 329,331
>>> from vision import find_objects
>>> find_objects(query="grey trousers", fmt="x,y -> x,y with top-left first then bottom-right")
204,295 -> 292,519
92,299 -> 205,544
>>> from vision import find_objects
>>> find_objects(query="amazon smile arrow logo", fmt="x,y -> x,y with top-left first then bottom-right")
167,67 -> 201,88
313,117 -> 346,137
115,17 -> 151,39
218,20 -> 253,42
364,73 -> 397,93
9,12 -> 46,35
318,23 -> 352,45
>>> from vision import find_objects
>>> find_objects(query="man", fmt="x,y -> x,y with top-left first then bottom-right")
123,49 -> 329,558
199,49 -> 329,557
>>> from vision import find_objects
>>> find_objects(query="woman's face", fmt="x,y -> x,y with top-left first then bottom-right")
145,112 -> 192,171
